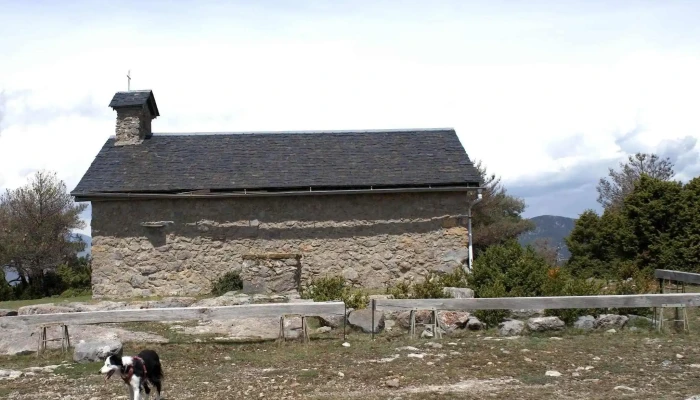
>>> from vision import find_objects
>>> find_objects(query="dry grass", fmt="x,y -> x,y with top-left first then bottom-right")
2,320 -> 700,400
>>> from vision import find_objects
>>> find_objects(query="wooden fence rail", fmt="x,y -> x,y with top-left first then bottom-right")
6,301 -> 346,327
655,269 -> 700,286
374,293 -> 700,312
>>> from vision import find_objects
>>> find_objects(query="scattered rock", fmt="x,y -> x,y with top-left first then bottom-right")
606,329 -> 617,334
407,353 -> 426,359
594,314 -> 628,330
689,364 -> 700,369
498,320 -> 525,336
424,342 -> 443,349
442,287 -> 475,299
386,378 -> 400,388
396,346 -> 420,351
342,342 -> 351,347
466,316 -> 484,330
574,315 -> 595,330
526,316 -> 565,332
316,326 -> 332,334
545,370 -> 562,377
73,339 -> 123,363
677,354 -> 685,359
337,372 -> 344,378
0,309 -> 17,317
348,309 -> 385,334
614,386 -> 636,392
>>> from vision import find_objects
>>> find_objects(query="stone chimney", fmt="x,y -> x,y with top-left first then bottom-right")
108,90 -> 160,146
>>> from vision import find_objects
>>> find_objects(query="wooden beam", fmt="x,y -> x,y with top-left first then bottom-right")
655,269 -> 700,285
8,302 -> 345,327
374,294 -> 700,312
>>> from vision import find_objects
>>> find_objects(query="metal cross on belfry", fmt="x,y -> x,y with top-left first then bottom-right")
127,70 -> 131,91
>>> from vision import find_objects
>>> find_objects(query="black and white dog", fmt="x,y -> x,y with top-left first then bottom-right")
99,349 -> 164,400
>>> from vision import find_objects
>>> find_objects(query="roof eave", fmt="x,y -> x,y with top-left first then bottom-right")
71,184 -> 483,202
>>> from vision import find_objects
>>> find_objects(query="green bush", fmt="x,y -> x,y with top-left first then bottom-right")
387,279 -> 413,299
301,275 -> 369,309
412,272 -> 453,299
211,271 -> 243,296
542,268 -> 604,324
473,280 -> 510,328
468,240 -> 549,298
386,268 -> 469,300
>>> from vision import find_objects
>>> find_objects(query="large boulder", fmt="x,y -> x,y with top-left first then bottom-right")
348,309 -> 385,334
319,314 -> 346,329
180,316 -> 303,340
526,316 -> 565,332
63,301 -> 132,312
437,311 -> 470,332
466,316 -> 484,330
0,324 -> 166,356
395,310 -> 433,329
73,339 -> 123,363
0,309 -> 17,317
190,293 -> 252,307
142,297 -> 198,309
17,304 -> 76,315
573,315 -> 595,331
443,287 -> 475,299
594,314 -> 629,330
498,320 -> 525,336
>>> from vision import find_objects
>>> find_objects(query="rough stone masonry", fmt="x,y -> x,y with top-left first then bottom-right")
90,191 -> 469,298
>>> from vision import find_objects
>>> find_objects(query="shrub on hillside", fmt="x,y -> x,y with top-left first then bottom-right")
386,268 -> 469,299
301,275 -> 368,309
211,271 -> 243,296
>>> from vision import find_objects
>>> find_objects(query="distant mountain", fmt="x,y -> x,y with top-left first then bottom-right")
3,233 -> 91,284
518,215 -> 576,260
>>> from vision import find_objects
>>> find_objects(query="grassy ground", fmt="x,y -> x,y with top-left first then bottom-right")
1,322 -> 700,400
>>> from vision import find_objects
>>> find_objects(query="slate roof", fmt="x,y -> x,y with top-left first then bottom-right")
71,129 -> 482,197
108,90 -> 160,117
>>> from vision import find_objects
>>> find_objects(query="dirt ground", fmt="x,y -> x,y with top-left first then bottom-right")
2,320 -> 700,400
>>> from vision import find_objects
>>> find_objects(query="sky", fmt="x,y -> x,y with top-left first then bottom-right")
1,0 -> 699,236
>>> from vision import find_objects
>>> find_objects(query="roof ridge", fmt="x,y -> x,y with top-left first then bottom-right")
148,128 -> 456,136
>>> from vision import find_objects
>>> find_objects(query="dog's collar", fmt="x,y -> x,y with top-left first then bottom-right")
120,356 -> 147,383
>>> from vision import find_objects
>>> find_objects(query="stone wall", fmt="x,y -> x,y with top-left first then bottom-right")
90,192 -> 470,298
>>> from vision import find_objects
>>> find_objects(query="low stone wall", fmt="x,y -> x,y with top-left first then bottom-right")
90,192 -> 470,298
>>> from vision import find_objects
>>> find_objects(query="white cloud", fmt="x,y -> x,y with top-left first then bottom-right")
0,0 -> 699,226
